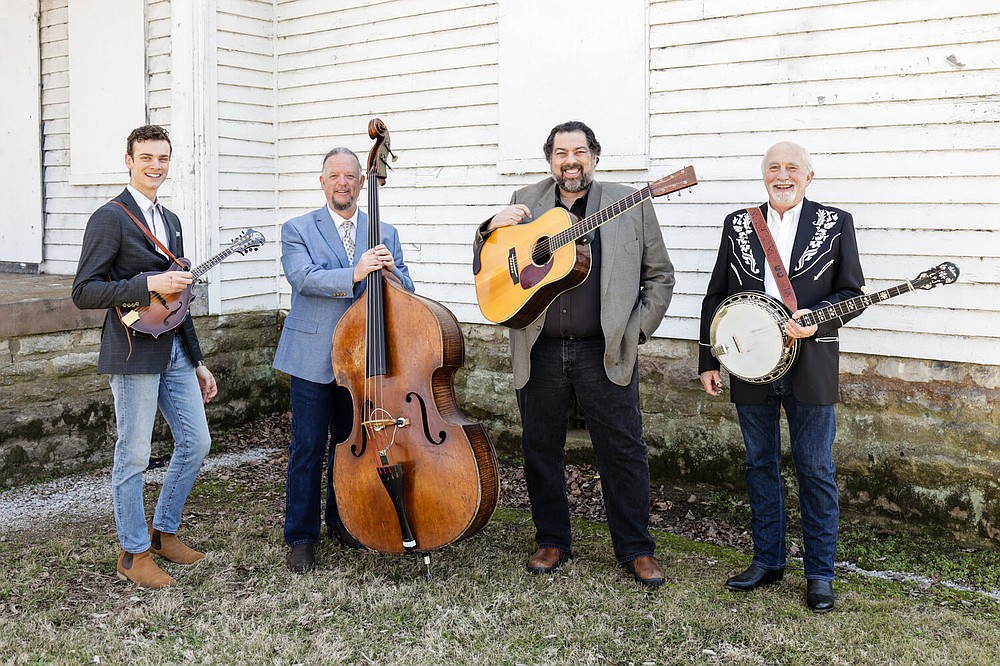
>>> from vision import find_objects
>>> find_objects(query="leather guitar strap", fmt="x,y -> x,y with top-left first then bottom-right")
112,200 -> 183,267
746,206 -> 798,312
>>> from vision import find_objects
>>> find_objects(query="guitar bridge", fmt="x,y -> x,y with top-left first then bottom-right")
507,248 -> 519,284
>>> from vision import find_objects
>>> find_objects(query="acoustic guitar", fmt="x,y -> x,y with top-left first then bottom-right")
117,228 -> 265,338
474,166 -> 697,328
708,261 -> 960,383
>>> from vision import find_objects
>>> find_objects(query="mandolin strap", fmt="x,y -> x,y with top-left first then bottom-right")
112,200 -> 183,267
746,206 -> 798,312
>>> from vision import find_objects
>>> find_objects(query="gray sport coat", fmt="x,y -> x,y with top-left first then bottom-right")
474,177 -> 675,389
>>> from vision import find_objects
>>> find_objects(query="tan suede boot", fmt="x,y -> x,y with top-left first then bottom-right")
117,549 -> 176,588
150,528 -> 205,564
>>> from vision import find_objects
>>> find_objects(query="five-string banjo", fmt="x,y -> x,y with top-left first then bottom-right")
709,261 -> 960,384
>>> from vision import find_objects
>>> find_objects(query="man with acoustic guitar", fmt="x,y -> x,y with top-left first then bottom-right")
72,125 -> 217,589
698,141 -> 866,612
473,121 -> 675,587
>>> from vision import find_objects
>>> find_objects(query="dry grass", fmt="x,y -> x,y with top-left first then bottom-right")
1,453 -> 998,666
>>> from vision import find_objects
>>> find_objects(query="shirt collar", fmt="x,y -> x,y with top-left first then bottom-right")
127,184 -> 157,213
329,205 -> 359,232
554,186 -> 591,218
767,199 -> 804,226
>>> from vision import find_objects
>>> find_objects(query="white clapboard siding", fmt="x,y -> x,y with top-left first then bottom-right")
648,0 -> 1000,363
38,0 -> 163,276
30,0 -> 1000,367
216,0 -> 280,312
274,0 -> 501,314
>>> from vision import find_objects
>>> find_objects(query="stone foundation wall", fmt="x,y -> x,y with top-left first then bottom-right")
0,312 -> 288,488
455,324 -> 1000,545
4,313 -> 998,545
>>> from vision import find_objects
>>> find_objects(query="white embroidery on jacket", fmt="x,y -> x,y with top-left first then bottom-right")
794,209 -> 838,272
731,212 -> 759,276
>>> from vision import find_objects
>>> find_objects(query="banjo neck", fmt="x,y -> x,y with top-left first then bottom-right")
796,281 -> 915,327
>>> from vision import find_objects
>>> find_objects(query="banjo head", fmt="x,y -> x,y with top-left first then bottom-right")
709,292 -> 798,383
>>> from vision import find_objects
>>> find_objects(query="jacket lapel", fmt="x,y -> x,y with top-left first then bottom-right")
314,206 -> 352,267
118,188 -> 161,255
790,198 -> 817,274
356,210 -> 369,256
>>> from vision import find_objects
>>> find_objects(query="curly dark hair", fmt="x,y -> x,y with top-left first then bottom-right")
542,121 -> 601,161
126,125 -> 172,157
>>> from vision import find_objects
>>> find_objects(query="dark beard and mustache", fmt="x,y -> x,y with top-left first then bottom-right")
555,165 -> 593,193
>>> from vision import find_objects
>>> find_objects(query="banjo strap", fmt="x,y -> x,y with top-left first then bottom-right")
746,206 -> 798,312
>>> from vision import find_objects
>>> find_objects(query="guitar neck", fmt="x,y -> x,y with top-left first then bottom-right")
550,185 -> 653,250
799,281 -> 916,327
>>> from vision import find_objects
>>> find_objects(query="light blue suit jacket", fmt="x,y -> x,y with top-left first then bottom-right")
273,206 -> 414,384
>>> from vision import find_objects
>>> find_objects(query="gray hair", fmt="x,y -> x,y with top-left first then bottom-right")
761,141 -> 814,173
321,147 -> 363,177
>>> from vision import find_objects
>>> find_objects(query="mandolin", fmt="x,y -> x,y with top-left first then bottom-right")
117,228 -> 265,337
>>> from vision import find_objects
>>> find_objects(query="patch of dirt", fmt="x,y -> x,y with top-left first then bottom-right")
224,413 -> 756,554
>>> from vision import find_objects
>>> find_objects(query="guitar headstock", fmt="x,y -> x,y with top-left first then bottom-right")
912,261 -> 959,290
650,165 -> 697,198
231,228 -> 266,254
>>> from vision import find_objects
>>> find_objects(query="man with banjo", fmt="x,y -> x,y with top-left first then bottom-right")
698,141 -> 866,612
73,125 -> 218,588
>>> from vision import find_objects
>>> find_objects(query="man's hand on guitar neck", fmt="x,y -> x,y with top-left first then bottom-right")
147,270 -> 194,295
486,204 -> 533,232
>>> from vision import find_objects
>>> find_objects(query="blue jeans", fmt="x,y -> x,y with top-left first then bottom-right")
516,336 -> 654,564
285,376 -> 352,546
108,336 -> 211,554
735,378 -> 839,581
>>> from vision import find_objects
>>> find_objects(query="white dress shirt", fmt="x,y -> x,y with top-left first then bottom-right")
127,185 -> 169,256
763,200 -> 803,300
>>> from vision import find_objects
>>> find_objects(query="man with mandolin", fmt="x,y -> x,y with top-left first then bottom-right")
698,141 -> 866,612
473,121 -> 676,587
72,125 -> 218,589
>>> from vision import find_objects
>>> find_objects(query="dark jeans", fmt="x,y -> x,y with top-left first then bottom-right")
516,336 -> 654,564
735,378 -> 839,581
285,376 -> 352,546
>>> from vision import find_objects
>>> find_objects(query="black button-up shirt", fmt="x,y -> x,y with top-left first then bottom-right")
541,188 -> 603,339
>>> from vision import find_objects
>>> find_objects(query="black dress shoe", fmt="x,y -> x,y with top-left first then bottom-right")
286,543 -> 315,574
725,563 -> 785,591
806,580 -> 835,613
526,547 -> 572,574
328,523 -> 364,550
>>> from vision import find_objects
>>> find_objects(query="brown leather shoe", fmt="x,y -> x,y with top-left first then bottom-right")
117,549 -> 176,589
150,529 -> 205,564
526,547 -> 572,575
624,555 -> 665,588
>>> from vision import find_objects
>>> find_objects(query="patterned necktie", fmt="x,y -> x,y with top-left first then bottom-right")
149,204 -> 167,255
342,219 -> 355,264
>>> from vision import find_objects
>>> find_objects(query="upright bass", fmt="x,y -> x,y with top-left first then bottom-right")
331,119 -> 499,560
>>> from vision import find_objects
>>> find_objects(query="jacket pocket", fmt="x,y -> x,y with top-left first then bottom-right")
283,316 -> 318,334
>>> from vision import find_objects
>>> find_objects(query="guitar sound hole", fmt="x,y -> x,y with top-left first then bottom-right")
531,237 -> 552,266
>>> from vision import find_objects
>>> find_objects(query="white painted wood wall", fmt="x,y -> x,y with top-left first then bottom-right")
29,0 -> 1000,367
